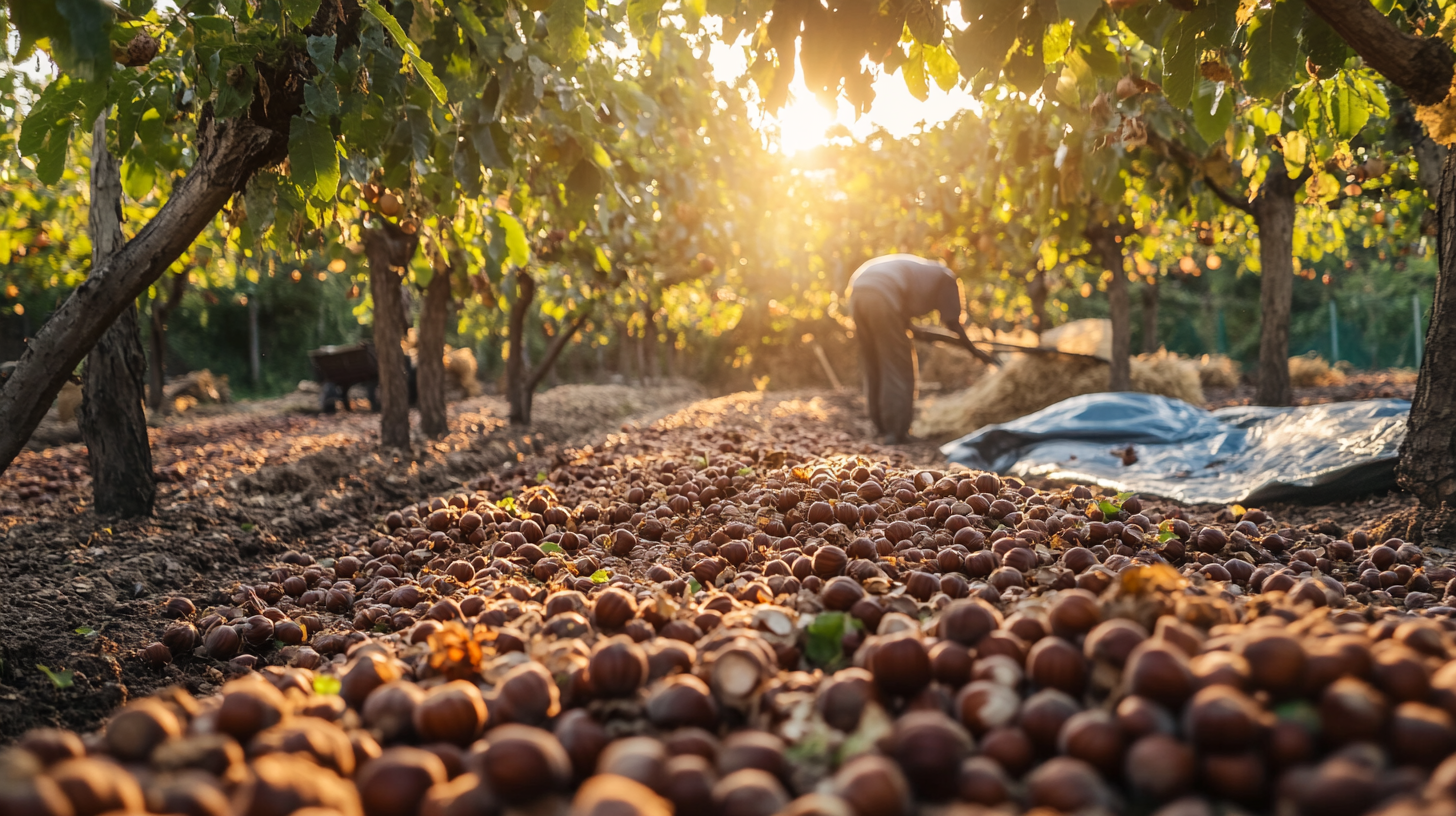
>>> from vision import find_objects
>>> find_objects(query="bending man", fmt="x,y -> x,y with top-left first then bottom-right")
846,254 -> 992,444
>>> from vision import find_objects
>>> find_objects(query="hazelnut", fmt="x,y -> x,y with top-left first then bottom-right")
1238,631 -> 1306,698
587,636 -> 650,698
868,634 -> 931,698
1199,751 -> 1265,804
831,755 -> 912,816
598,736 -> 670,792
1125,642 -> 1195,708
1047,589 -> 1101,638
937,600 -> 1002,646
1018,688 -> 1081,754
1183,685 -> 1268,752
570,774 -> 671,816
16,728 -> 84,765
979,726 -> 1035,776
492,662 -> 561,726
104,699 -> 182,762
817,668 -> 877,733
1189,650 -> 1251,690
250,718 -> 356,776
356,747 -> 448,816
929,640 -> 974,688
50,758 -> 147,816
216,678 -> 290,744
419,772 -> 499,816
340,653 -> 403,709
554,710 -> 611,781
1057,709 -> 1124,776
647,675 -> 720,731
881,711 -> 972,801
204,625 -> 242,660
362,680 -> 425,744
472,724 -> 571,803
1084,618 -> 1149,668
1026,757 -> 1111,812
663,754 -> 717,814
1320,677 -> 1389,745
1125,733 -> 1194,802
957,756 -> 1011,805
413,681 -> 487,746
592,587 -> 638,630
1027,636 -> 1087,696
712,768 -> 789,816
166,596 -> 197,619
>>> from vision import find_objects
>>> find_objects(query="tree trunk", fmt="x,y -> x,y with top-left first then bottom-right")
0,112 -> 284,474
1253,163 -> 1299,407
364,222 -> 418,449
79,113 -> 155,518
417,265 -> 451,438
527,307 -> 594,395
1142,276 -> 1160,354
506,273 -> 537,425
1398,149 -> 1456,522
248,296 -> 261,386
1086,219 -> 1132,390
1028,268 -> 1048,336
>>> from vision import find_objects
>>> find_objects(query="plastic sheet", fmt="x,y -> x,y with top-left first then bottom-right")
939,392 -> 1409,505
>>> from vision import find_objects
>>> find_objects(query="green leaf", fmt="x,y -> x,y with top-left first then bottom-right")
497,495 -> 516,512
36,665 -> 74,690
9,0 -> 115,79
547,0 -> 589,62
304,78 -> 342,117
1161,7 -> 1207,110
313,675 -> 342,695
541,541 -> 563,553
806,612 -> 861,669
120,157 -> 157,200
215,63 -> 256,120
74,626 -> 96,636
363,0 -> 449,104
590,569 -> 610,584
627,0 -> 666,38
924,43 -> 960,92
1194,80 -> 1233,144
682,0 -> 706,26
1243,0 -> 1301,101
688,577 -> 702,594
736,467 -> 753,476
1300,11 -> 1348,73
564,160 -> 603,225
1328,75 -> 1369,140
903,48 -> 929,102
241,522 -> 256,532
307,34 -> 338,73
283,0 -> 321,22
498,212 -> 529,267
288,115 -> 341,201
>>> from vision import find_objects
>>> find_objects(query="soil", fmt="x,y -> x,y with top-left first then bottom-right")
0,381 -> 1424,742
1204,369 -> 1419,408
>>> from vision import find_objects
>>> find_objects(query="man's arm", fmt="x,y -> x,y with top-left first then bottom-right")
937,274 -> 998,366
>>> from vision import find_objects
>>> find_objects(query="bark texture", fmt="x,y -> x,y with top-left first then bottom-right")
1303,0 -> 1455,105
1252,163 -> 1302,407
1397,149 -> 1456,523
1141,277 -> 1159,354
364,222 -> 418,449
1085,219 -> 1132,391
79,114 -> 155,518
0,112 -> 285,474
506,273 -> 537,425
417,264 -> 451,439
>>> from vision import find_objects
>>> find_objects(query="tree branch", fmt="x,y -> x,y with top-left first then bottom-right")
1205,178 -> 1255,215
1303,0 -> 1455,106
1145,128 -> 1254,214
526,302 -> 594,394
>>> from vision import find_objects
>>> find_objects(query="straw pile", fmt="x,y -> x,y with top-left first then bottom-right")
913,348 -> 1204,440
446,346 -> 482,396
1289,352 -> 1347,386
1197,354 -> 1242,388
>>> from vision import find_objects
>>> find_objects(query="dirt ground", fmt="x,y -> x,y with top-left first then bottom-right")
0,381 -> 1421,741
1204,369 -> 1419,408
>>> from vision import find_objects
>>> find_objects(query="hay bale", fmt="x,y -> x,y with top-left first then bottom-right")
1289,352 -> 1346,386
1040,318 -> 1113,360
446,346 -> 481,397
56,382 -> 82,423
913,349 -> 1203,440
1197,354 -> 1241,389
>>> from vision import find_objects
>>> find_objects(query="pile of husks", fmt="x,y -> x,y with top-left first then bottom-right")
7,430 -> 1456,816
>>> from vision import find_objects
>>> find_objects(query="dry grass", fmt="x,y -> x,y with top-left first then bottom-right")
1289,352 -> 1347,387
913,349 -> 1204,440
1197,354 -> 1242,389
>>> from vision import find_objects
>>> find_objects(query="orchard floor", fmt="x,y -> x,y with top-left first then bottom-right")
0,382 -> 1422,742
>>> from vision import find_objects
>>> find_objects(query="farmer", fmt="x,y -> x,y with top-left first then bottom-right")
846,254 -> 993,444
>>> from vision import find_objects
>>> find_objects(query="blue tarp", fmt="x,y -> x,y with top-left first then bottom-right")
939,392 -> 1410,505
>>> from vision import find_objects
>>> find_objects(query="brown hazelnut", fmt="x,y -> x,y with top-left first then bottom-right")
820,577 -> 865,611
592,587 -> 638,630
216,678 -> 290,744
1320,676 -> 1389,745
1189,650 -> 1251,690
492,662 -> 561,726
1183,685 -> 1268,752
356,747 -> 448,816
0,774 -> 79,816
1026,757 -> 1111,812
472,724 -> 571,804
1125,733 -> 1194,802
419,772 -> 499,816
597,736 -> 670,792
1388,701 -> 1456,767
1027,636 -> 1087,696
646,640 -> 697,681
141,642 -> 173,667
1018,688 -> 1081,754
204,625 -> 242,660
979,726 -> 1035,776
929,640 -> 974,688
1057,709 -> 1124,776
1125,642 -> 1195,708
17,728 -> 84,765
1047,589 -> 1102,638
587,636 -> 650,698
1116,694 -> 1177,740
817,668 -> 877,733
104,699 -> 182,762
1083,618 -> 1149,668
831,755 -> 912,816
1237,631 -> 1306,698
869,634 -> 931,698
340,653 -> 403,710
166,596 -> 197,619
50,758 -> 147,816
881,711 -> 972,801
663,754 -> 717,814
570,774 -> 671,816
1199,751 -> 1265,804
957,756 -> 1011,805
251,718 -> 356,777
937,600 -> 1002,646
362,680 -> 425,744
712,768 -> 789,816
647,675 -> 720,731
413,680 -> 487,746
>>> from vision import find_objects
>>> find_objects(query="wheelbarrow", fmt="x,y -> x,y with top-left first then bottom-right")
309,342 -> 380,413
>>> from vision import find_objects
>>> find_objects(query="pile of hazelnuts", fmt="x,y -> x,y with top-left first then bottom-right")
7,451 -> 1456,816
